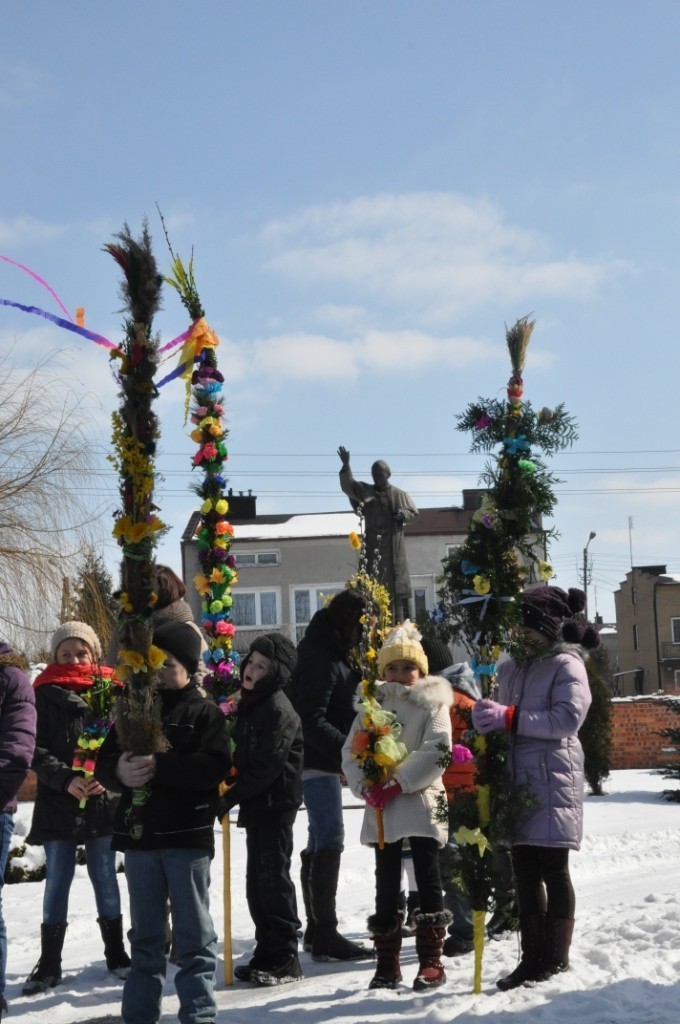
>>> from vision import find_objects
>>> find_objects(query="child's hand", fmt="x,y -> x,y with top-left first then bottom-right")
116,752 -> 156,788
471,700 -> 515,734
365,779 -> 402,810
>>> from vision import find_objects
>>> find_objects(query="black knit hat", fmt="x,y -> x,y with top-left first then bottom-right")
421,637 -> 453,675
153,621 -> 202,675
246,632 -> 298,686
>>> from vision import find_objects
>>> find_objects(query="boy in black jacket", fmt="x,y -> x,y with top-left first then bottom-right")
96,621 -> 232,1024
220,633 -> 303,986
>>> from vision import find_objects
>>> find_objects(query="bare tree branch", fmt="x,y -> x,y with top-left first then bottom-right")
0,353 -> 107,657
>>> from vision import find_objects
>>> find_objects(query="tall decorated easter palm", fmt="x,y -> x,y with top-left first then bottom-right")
161,227 -> 239,984
106,222 -> 169,839
435,316 -> 578,992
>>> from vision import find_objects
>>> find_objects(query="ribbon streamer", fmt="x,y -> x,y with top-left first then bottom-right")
0,253 -> 74,321
0,297 -> 116,349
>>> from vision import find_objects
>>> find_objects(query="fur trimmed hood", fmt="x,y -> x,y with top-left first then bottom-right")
0,647 -> 29,672
538,641 -> 588,665
378,674 -> 454,712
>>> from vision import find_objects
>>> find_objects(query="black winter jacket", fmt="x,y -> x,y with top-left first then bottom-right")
0,645 -> 36,815
226,675 -> 303,828
289,609 -> 361,774
95,681 -> 232,856
28,679 -> 118,845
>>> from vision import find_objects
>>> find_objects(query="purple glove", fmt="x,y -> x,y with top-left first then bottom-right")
365,779 -> 403,810
471,699 -> 514,734
451,743 -> 475,765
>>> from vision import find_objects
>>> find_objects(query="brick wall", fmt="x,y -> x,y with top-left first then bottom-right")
610,697 -> 680,769
13,699 -> 680,804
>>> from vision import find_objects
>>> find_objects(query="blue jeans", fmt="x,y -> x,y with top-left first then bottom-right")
0,814 -> 13,997
43,835 -> 121,925
302,775 -> 344,852
123,848 -> 217,1024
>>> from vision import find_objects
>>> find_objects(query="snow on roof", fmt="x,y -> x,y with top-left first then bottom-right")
233,511 -> 357,541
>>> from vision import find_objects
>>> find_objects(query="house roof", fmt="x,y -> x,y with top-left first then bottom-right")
182,505 -> 476,544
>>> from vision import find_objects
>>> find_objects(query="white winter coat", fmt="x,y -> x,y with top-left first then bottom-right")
341,675 -> 453,847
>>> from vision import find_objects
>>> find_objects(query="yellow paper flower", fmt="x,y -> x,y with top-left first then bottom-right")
348,531 -> 361,550
472,575 -> 491,595
215,499 -> 229,515
200,499 -> 213,515
537,560 -> 553,582
194,574 -> 211,597
148,645 -> 167,669
118,649 -> 145,672
210,568 -> 226,584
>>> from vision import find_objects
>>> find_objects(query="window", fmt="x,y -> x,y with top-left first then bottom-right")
672,618 -> 680,644
413,587 -> 427,618
445,544 -> 459,559
234,550 -> 280,568
291,585 -> 344,640
633,624 -> 639,651
232,588 -> 280,627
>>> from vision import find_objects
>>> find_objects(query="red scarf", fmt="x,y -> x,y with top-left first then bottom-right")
33,662 -> 119,692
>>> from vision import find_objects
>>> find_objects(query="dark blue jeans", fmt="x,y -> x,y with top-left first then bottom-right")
302,775 -> 344,852
43,835 -> 121,925
123,847 -> 217,1024
0,814 -> 13,998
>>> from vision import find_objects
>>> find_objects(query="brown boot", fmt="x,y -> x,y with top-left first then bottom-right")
497,914 -> 545,990
413,910 -> 451,991
541,917 -> 574,977
367,915 -> 402,989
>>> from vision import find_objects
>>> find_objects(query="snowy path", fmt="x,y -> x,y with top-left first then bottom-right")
7,769 -> 680,1023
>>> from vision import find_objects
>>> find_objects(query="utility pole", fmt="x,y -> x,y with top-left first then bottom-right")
583,531 -> 596,622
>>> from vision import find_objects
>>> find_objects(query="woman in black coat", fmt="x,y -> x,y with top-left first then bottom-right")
23,622 -> 130,996
290,588 -> 370,962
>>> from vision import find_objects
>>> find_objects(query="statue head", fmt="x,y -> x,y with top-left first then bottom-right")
371,460 -> 391,490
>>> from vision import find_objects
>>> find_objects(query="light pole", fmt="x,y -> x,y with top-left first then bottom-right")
583,531 -> 596,622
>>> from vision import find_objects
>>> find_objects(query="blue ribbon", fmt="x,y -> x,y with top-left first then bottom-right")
470,658 -> 497,677
502,434 -> 529,455
0,297 -> 115,348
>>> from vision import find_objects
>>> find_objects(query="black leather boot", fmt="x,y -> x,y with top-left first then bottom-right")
540,917 -> 574,978
299,850 -> 315,952
98,915 -> 132,978
22,923 -> 68,995
310,849 -> 371,961
497,914 -> 545,990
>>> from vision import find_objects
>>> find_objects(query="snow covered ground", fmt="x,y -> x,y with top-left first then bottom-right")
7,768 -> 680,1023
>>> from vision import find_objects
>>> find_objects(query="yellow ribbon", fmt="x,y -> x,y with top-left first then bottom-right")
454,825 -> 490,858
178,318 -> 220,423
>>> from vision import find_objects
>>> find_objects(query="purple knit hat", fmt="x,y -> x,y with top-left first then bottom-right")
521,586 -> 600,649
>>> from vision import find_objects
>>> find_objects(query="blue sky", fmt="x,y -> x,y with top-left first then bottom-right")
2,1 -> 680,624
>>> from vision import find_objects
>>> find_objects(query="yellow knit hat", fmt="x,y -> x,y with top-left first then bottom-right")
377,620 -> 429,677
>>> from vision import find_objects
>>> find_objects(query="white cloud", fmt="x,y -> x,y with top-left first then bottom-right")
0,217 -> 70,247
262,192 -> 631,324
223,327 -> 498,384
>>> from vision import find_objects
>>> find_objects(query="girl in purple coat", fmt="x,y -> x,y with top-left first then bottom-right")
472,586 -> 598,990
